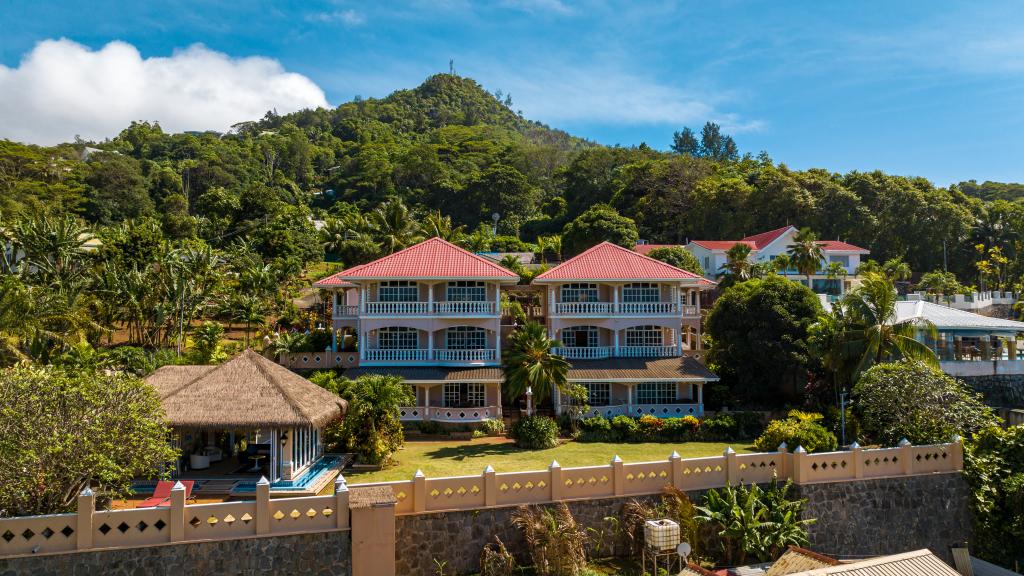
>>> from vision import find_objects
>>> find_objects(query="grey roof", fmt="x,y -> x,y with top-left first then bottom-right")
952,548 -> 1022,576
567,356 -> 719,382
895,300 -> 1024,334
786,549 -> 960,576
343,366 -> 503,383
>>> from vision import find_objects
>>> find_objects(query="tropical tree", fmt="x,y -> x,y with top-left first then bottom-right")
837,272 -> 938,378
502,321 -> 570,404
647,246 -> 704,276
370,198 -> 421,254
190,321 -> 227,364
772,254 -> 793,277
420,210 -> 466,244
916,270 -> 965,303
226,293 -> 268,346
718,243 -> 753,286
0,276 -> 34,363
560,204 -> 638,256
342,374 -> 414,465
786,228 -> 825,289
11,213 -> 90,287
0,365 -> 177,515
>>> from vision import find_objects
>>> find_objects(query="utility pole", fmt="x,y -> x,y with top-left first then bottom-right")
943,240 -> 948,272
839,391 -> 848,447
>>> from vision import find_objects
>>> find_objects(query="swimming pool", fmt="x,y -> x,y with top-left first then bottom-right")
233,455 -> 341,493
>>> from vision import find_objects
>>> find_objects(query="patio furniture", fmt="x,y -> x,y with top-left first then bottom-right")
203,446 -> 224,463
137,480 -> 195,508
248,454 -> 266,473
189,453 -> 211,470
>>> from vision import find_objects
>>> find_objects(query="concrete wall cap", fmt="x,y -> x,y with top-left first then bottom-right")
256,476 -> 271,486
794,445 -> 807,453
611,455 -> 623,463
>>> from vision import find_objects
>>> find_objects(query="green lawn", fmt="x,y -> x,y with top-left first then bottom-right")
344,438 -> 757,484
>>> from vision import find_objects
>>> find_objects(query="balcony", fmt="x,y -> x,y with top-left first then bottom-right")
399,406 -> 499,422
332,305 -> 359,319
363,348 -> 497,363
551,301 -> 699,317
551,345 -> 680,360
552,346 -> 612,360
617,346 -> 678,357
359,301 -> 498,316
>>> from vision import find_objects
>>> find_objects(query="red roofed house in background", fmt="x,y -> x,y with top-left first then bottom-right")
314,237 -> 519,426
682,225 -> 870,297
533,242 -> 718,418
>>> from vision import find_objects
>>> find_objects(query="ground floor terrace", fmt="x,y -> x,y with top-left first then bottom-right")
927,332 -> 1024,377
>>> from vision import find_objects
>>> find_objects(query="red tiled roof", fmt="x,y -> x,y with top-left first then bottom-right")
741,225 -> 795,248
314,237 -> 518,284
316,277 -> 357,288
634,243 -> 680,256
688,240 -> 757,251
535,242 -> 707,282
818,240 -> 870,253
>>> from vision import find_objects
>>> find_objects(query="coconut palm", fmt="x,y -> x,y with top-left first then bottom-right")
370,198 -> 421,254
718,243 -> 753,286
227,293 -> 268,346
0,275 -> 34,363
786,228 -> 825,289
502,321 -> 570,404
772,254 -> 793,277
838,272 -> 938,378
420,210 -> 466,244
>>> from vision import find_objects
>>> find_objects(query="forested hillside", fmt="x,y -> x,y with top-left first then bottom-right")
2,73 -> 1022,290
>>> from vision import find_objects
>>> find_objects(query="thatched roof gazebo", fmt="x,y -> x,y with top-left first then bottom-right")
146,349 -> 346,483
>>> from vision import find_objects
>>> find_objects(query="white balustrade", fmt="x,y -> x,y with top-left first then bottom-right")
617,346 -> 678,358
430,406 -> 496,422
680,305 -> 699,317
398,406 -> 427,421
433,349 -> 496,362
619,302 -> 678,315
433,301 -> 497,315
332,305 -> 358,318
363,301 -> 431,315
551,346 -> 612,360
553,302 -> 613,315
632,403 -> 703,417
363,349 -> 430,362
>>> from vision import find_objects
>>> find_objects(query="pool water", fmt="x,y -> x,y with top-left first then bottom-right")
233,456 -> 341,493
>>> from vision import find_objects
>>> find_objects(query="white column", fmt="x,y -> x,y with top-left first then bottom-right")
676,328 -> 683,355
424,386 -> 431,421
494,324 -> 501,364
331,329 -> 338,352
358,325 -> 366,360
427,330 -> 434,360
697,383 -> 703,405
553,383 -> 561,415
428,283 -> 434,313
627,383 -> 633,413
360,285 -> 367,314
613,284 -> 619,314
494,282 -> 501,315
613,330 -> 620,356
548,286 -> 556,314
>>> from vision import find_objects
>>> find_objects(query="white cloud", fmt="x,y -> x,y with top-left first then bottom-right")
306,9 -> 365,26
487,67 -> 762,133
500,0 -> 573,15
0,39 -> 330,145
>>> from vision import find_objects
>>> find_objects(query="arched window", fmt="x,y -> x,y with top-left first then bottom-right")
378,327 -> 418,349
562,326 -> 599,348
625,325 -> 664,347
623,283 -> 660,303
446,326 -> 487,350
560,283 -> 598,303
379,281 -> 418,302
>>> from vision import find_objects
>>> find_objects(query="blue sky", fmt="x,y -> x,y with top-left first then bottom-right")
1,1 -> 1023,185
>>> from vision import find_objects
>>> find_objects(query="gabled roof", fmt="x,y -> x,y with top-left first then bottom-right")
785,549 -> 960,576
895,300 -> 1024,333
766,546 -> 839,575
742,225 -> 796,249
689,240 -> 758,251
314,237 -> 519,285
534,242 -> 709,283
146,350 -> 346,429
817,240 -> 870,253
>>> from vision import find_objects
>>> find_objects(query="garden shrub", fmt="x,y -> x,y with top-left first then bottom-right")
637,414 -> 665,439
754,410 -> 837,453
964,425 -> 1024,567
579,416 -> 612,442
511,503 -> 587,575
661,415 -> 700,441
610,415 -> 638,441
510,415 -> 560,449
415,420 -> 446,435
480,417 -> 506,436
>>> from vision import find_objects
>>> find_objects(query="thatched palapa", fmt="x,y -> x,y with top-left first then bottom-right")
146,349 -> 346,429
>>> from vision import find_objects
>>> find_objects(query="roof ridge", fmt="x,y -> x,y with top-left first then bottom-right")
787,545 -> 840,566
538,241 -> 706,280
245,350 -> 309,421
609,241 -> 706,279
336,236 -> 517,278
158,365 -> 219,401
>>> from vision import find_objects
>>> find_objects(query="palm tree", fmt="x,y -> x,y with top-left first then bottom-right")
227,293 -> 268,346
720,239 -> 753,280
321,217 -> 349,259
370,198 -> 421,254
0,275 -> 34,363
502,321 -> 570,404
772,254 -> 793,277
838,272 -> 938,378
420,210 -> 466,244
12,213 -> 90,287
786,228 -> 825,290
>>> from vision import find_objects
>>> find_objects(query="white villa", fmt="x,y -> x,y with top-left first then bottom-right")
897,297 -> 1024,378
313,238 -> 721,424
660,225 -> 869,296
533,242 -> 718,418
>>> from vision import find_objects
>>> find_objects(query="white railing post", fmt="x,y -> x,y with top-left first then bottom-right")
611,455 -> 624,496
76,487 -> 95,550
850,442 -> 863,479
256,476 -> 270,535
413,470 -> 426,513
483,465 -> 497,507
549,460 -> 563,501
170,481 -> 187,542
670,451 -> 683,490
898,438 -> 913,475
724,447 -> 738,484
950,436 -> 964,471
335,475 -> 350,530
792,446 -> 806,484
776,442 -> 788,479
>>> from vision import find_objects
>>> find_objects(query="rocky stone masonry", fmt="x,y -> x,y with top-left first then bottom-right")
795,472 -> 970,563
963,374 -> 1024,407
0,528 -> 351,576
395,472 -> 971,576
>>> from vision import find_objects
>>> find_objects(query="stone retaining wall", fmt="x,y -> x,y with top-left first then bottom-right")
0,529 -> 351,576
395,472 -> 971,576
962,374 -> 1024,407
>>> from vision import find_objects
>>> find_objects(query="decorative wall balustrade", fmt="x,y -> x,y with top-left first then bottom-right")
0,480 -> 350,558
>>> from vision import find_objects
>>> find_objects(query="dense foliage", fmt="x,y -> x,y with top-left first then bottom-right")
339,374 -> 414,465
964,425 -> 1024,568
502,321 -> 570,404
706,276 -> 822,405
0,365 -> 176,515
577,412 -> 764,443
509,415 -> 560,450
852,361 -> 998,446
646,245 -> 704,276
754,410 -> 838,453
